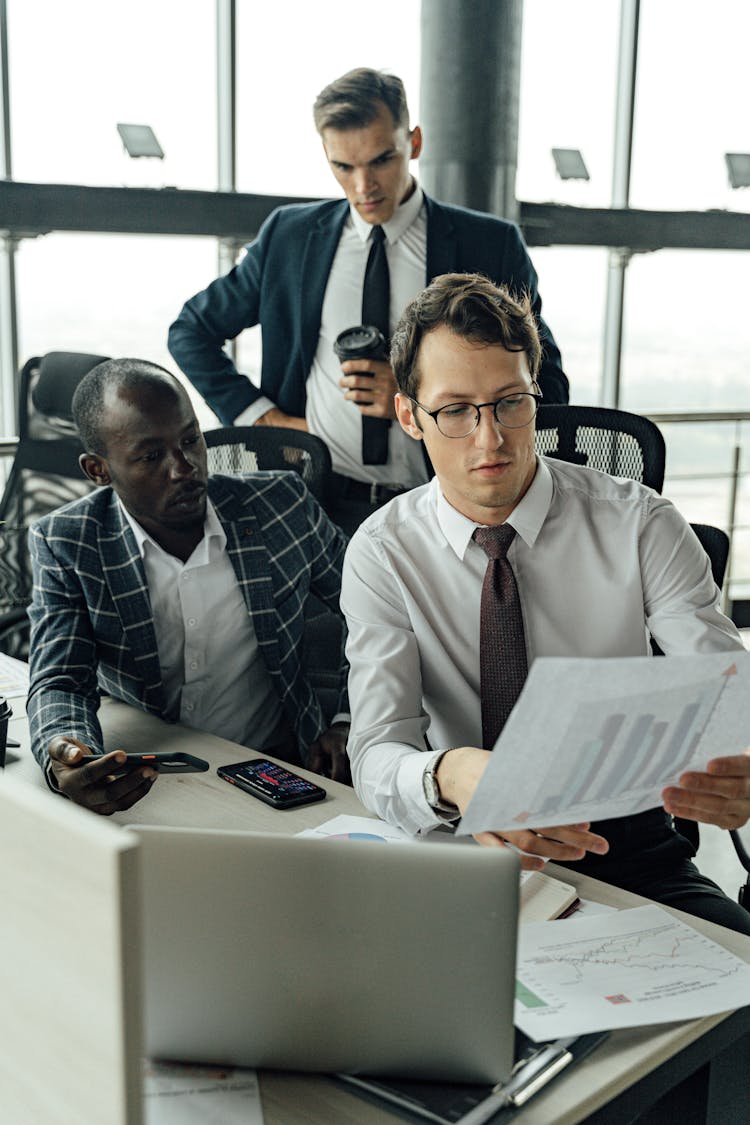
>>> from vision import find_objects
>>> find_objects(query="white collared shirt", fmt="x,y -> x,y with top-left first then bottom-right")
341,458 -> 744,835
119,497 -> 284,748
239,185 -> 429,488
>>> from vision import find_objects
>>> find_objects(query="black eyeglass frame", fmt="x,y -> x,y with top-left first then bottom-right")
410,388 -> 543,438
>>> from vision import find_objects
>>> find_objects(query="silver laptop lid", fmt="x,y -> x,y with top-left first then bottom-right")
135,827 -> 519,1084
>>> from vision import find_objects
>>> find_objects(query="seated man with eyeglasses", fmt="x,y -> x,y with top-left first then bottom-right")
341,271 -> 750,935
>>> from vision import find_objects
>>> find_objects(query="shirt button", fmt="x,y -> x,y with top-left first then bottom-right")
187,617 -> 197,627
185,702 -> 195,712
190,661 -> 198,670
182,573 -> 191,582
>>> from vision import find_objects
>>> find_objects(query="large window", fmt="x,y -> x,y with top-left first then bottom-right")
235,0 -> 421,197
7,0 -> 217,190
631,1 -> 750,214
517,1 -> 619,209
15,233 -> 221,428
521,246 -> 609,406
620,250 -> 750,416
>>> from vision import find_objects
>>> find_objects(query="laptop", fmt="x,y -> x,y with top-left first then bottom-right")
134,826 -> 519,1083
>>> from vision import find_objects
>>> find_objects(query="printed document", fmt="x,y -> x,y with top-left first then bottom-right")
460,652 -> 750,836
516,904 -> 750,1040
143,1061 -> 263,1124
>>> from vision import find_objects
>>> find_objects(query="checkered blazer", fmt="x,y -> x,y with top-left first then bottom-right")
27,472 -> 348,770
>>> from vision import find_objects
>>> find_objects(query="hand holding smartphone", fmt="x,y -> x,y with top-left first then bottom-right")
217,758 -> 326,809
78,751 -> 210,774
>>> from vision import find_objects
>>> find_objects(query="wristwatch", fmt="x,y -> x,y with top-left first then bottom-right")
422,751 -> 459,815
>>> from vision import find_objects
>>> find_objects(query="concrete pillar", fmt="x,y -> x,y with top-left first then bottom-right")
419,0 -> 523,221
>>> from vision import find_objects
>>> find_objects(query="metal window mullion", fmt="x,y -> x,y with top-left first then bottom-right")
216,0 -> 238,296
600,0 -> 640,408
0,0 -> 19,435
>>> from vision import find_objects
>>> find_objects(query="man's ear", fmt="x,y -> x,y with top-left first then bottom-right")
79,452 -> 110,487
395,393 -> 423,441
410,125 -> 423,161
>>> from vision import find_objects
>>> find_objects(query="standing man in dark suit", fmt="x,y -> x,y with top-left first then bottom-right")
27,359 -> 350,813
168,68 -> 568,534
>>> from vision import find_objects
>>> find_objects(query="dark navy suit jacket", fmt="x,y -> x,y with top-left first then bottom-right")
168,194 -> 568,427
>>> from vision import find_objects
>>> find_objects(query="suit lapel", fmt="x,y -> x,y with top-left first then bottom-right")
424,195 -> 458,282
298,201 -> 349,371
99,493 -> 166,711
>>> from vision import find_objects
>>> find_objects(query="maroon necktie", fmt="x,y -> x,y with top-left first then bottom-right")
360,225 -> 391,464
473,524 -> 528,750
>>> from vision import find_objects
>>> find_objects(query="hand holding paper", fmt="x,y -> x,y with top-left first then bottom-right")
460,653 -> 750,837
436,746 -> 608,867
662,748 -> 750,829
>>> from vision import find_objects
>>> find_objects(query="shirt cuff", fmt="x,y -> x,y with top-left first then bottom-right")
44,757 -> 65,795
330,712 -> 351,728
398,747 -> 461,829
233,396 -> 276,427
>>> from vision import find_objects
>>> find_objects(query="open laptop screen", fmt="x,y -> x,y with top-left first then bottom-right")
135,827 -> 519,1084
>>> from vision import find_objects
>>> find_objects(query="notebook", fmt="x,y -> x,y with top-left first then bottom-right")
134,826 -> 520,1084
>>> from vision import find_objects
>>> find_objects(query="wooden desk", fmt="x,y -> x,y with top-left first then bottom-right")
7,698 -> 750,1124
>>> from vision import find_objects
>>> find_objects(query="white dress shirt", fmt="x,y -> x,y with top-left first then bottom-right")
239,185 -> 430,488
120,498 -> 284,748
341,457 -> 744,835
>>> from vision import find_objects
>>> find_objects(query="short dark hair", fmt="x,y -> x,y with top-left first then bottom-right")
313,67 -> 410,133
72,358 -> 184,455
390,273 -> 543,399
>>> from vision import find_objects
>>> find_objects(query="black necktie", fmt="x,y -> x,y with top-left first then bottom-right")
360,225 -> 391,465
473,525 -> 529,750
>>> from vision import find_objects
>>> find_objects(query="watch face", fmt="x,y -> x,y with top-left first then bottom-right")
423,768 -> 440,807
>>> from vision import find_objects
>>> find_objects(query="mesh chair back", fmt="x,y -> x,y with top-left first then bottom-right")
535,404 -> 666,493
667,522 -> 750,895
689,523 -> 729,589
202,426 -> 332,505
0,352 -> 108,656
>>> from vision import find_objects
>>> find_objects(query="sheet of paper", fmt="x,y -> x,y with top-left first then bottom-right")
515,904 -> 750,1040
0,652 -> 29,699
143,1061 -> 263,1124
296,813 -> 413,843
460,652 -> 750,835
296,813 -> 476,846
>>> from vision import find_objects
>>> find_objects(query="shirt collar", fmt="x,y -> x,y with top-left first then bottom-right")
432,457 -> 554,561
349,181 -> 424,245
117,494 -> 226,560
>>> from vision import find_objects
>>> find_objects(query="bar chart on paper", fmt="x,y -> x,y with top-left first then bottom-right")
460,653 -> 749,836
530,668 -> 731,820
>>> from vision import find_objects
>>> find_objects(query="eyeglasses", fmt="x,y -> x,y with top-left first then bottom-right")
411,390 -> 542,438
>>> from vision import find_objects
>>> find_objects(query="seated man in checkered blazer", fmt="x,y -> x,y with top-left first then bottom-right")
27,358 -> 349,814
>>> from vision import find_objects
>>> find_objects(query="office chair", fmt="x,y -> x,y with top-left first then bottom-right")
202,425 -> 332,506
535,414 -> 750,908
0,351 -> 108,657
665,522 -> 750,910
535,404 -> 666,493
203,425 -> 342,722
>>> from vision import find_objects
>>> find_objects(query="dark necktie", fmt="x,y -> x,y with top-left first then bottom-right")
473,524 -> 529,750
360,225 -> 391,465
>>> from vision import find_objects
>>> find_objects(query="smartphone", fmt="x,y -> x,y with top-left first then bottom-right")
78,751 -> 210,773
217,758 -> 326,809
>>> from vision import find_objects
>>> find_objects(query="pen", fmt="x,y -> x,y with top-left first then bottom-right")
458,1037 -> 577,1124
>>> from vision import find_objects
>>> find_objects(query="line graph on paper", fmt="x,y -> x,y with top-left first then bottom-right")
514,905 -> 750,1039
